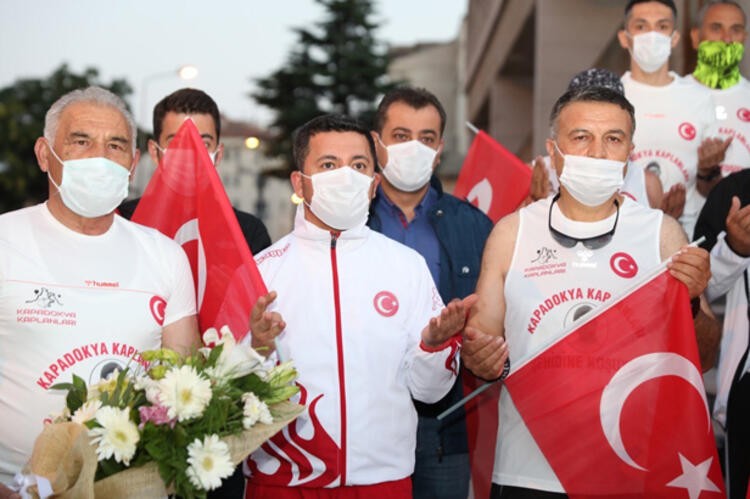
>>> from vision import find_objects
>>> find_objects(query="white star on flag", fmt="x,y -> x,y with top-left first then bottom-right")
666,454 -> 721,499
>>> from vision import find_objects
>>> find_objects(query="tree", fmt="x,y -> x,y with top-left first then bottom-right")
0,64 -> 133,213
251,0 -> 394,172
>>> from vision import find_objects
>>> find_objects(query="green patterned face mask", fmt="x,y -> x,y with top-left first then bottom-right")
693,40 -> 745,89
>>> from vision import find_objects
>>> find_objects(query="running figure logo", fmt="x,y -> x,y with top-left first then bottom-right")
25,288 -> 63,308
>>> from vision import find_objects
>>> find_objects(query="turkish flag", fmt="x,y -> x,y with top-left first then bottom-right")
453,130 -> 532,223
132,119 -> 267,342
504,270 -> 725,498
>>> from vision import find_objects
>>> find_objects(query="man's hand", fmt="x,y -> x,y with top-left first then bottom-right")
667,246 -> 711,299
529,156 -> 551,202
696,137 -> 731,195
421,294 -> 478,347
461,326 -> 509,380
660,183 -> 686,219
697,136 -> 732,172
249,291 -> 286,352
0,483 -> 21,499
725,196 -> 750,257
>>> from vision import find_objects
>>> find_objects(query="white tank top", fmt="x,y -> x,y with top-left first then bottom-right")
495,196 -> 662,491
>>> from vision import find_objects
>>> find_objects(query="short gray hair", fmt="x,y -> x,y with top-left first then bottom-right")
694,0 -> 746,28
44,86 -> 137,153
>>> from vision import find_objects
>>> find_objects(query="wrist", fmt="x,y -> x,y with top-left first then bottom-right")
696,167 -> 721,182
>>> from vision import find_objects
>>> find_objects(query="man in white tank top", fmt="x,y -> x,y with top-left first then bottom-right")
462,86 -> 720,498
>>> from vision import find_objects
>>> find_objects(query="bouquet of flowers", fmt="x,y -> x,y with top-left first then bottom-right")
20,326 -> 301,499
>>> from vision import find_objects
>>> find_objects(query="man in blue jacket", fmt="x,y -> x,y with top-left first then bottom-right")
369,87 -> 494,499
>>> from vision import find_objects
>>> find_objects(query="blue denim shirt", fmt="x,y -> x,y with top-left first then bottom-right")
372,185 -> 440,286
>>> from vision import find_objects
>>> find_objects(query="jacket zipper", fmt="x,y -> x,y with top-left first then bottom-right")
330,232 -> 347,485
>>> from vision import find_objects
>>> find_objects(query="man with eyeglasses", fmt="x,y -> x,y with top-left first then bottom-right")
461,86 -> 720,499
118,88 -> 271,255
618,0 -> 728,238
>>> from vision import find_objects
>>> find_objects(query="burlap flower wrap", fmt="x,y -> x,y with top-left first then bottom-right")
22,401 -> 302,499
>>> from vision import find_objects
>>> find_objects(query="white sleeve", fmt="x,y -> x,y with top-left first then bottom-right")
403,256 -> 459,404
707,231 -> 750,302
162,238 -> 197,327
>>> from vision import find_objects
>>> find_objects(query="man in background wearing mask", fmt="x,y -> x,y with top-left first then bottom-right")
119,88 -> 271,255
462,86 -> 719,499
689,4 -> 750,497
0,87 -> 200,497
688,0 -> 749,176
618,0 -> 729,237
243,114 -> 483,498
367,87 -> 493,499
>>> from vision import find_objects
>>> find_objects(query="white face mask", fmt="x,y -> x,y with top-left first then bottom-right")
381,140 -> 437,192
302,167 -> 374,230
154,142 -> 218,165
630,31 -> 673,73
555,143 -> 625,207
48,147 -> 131,218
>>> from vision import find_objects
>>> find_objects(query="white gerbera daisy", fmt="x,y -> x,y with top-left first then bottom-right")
71,399 -> 102,424
88,406 -> 140,465
157,365 -> 212,422
242,392 -> 273,429
186,434 -> 234,491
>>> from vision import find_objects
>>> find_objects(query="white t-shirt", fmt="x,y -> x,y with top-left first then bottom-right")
0,204 -> 196,485
685,74 -> 750,175
496,196 -> 662,491
622,71 -> 718,237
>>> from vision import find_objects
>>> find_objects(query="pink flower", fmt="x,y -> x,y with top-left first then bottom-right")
138,404 -> 177,430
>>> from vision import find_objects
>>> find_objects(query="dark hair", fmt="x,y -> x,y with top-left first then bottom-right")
373,86 -> 447,135
152,88 -> 221,142
694,0 -> 746,28
292,114 -> 377,171
549,87 -> 636,138
625,0 -> 677,18
567,68 -> 625,95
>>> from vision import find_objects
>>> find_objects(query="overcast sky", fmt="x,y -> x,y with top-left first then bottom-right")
0,0 -> 466,130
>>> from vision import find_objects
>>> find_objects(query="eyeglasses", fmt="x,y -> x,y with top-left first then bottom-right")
547,194 -> 619,250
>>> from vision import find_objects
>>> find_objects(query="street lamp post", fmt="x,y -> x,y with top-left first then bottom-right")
139,64 -> 198,131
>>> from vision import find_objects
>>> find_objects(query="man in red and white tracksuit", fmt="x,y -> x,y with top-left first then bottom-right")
244,114 -> 474,499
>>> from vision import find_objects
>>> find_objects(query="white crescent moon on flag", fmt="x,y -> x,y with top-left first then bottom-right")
466,178 -> 492,214
599,352 -> 710,471
174,219 -> 207,308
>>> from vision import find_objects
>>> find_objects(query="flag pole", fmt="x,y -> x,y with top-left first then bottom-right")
437,358 -> 510,420
466,122 -> 480,135
438,236 -> 707,421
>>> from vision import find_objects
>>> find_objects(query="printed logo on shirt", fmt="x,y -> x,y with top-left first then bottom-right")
373,290 -> 399,317
25,287 -> 63,308
526,288 -> 611,334
17,287 -> 77,327
572,248 -> 597,269
610,252 -> 638,279
738,108 -> 750,122
531,247 -> 557,265
150,295 -> 167,326
678,122 -> 697,141
35,341 -> 149,390
524,248 -> 567,278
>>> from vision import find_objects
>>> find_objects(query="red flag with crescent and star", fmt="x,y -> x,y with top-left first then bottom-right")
503,269 -> 725,498
131,118 -> 267,342
453,130 -> 531,223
